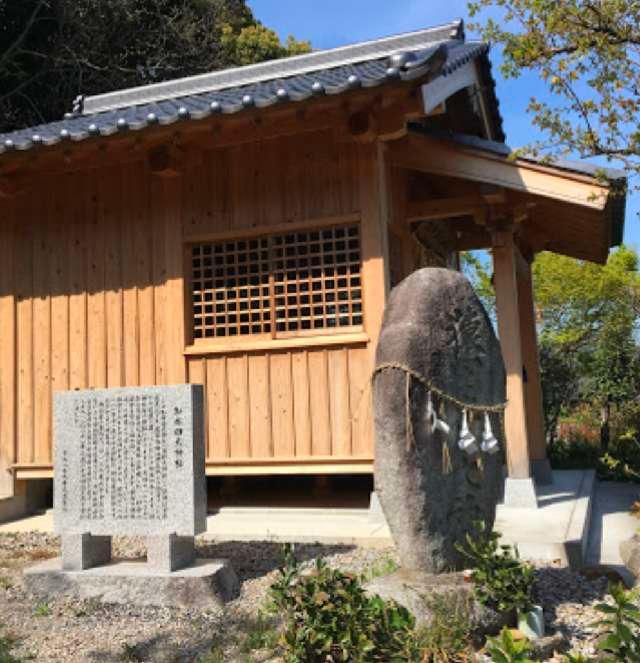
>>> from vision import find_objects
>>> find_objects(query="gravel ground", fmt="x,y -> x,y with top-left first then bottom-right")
0,532 -> 633,662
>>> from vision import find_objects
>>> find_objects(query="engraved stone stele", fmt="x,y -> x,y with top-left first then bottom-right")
373,268 -> 506,573
25,385 -> 239,608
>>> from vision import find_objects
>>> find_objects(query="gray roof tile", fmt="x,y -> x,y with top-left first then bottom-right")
0,20 -> 498,156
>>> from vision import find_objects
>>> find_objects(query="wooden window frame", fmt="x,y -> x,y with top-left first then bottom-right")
183,214 -> 368,355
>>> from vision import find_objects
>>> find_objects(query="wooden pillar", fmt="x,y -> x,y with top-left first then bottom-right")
492,230 -> 532,480
515,253 -> 547,465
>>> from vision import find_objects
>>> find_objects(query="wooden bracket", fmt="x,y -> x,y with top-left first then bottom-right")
0,173 -> 28,198
148,145 -> 186,177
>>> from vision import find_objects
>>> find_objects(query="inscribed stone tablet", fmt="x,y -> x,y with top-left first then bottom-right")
54,385 -> 206,537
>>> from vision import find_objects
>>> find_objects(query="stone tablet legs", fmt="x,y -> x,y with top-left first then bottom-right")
62,533 -> 112,571
147,534 -> 196,572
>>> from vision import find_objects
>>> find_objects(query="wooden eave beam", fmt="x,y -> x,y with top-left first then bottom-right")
0,81 -> 429,179
386,133 -> 611,211
405,195 -> 487,224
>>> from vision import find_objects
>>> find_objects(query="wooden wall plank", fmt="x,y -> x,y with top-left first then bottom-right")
136,164 -> 155,386
33,181 -> 53,464
68,172 -> 87,390
150,177 -> 166,385
291,350 -> 311,457
0,199 -> 17,492
162,176 -> 187,384
86,176 -> 106,388
122,162 -> 140,386
205,357 -> 228,460
15,195 -> 34,463
249,354 -> 272,458
104,167 -> 124,387
226,355 -> 250,457
50,175 -> 70,399
348,346 -> 373,456
328,348 -> 351,457
308,349 -> 331,455
187,356 -> 207,458
270,352 -> 294,457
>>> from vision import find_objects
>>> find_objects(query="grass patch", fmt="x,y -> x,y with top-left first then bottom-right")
32,602 -> 50,618
238,613 -> 279,654
361,555 -> 399,582
0,577 -> 13,590
0,629 -> 22,663
119,643 -> 144,662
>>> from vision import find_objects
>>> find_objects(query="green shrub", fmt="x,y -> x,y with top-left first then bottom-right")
268,544 -> 420,662
415,591 -> 475,661
485,627 -> 537,663
455,522 -> 535,616
598,434 -> 640,482
549,438 -> 600,470
549,435 -> 640,483
594,582 -> 640,662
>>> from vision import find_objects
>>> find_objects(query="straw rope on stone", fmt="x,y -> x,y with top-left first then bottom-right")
372,362 -> 507,414
372,361 -> 507,460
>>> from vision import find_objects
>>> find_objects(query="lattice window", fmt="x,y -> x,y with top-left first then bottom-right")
189,223 -> 363,341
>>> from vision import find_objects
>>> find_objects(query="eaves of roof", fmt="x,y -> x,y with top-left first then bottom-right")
0,19 -> 504,157
414,128 -> 627,248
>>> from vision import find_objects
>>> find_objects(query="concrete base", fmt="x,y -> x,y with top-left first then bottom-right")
586,480 -> 639,587
368,491 -> 389,527
24,557 -> 239,609
503,477 -> 538,509
496,470 -> 595,567
531,459 -> 554,485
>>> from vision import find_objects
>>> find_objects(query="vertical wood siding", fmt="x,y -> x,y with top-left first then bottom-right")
0,129 -> 383,471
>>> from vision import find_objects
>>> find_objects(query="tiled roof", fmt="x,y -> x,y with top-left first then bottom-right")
0,19 -> 503,155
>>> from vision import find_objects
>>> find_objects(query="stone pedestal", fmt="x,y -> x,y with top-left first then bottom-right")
24,558 -> 239,609
503,477 -> 538,509
147,535 -> 195,572
62,533 -> 112,571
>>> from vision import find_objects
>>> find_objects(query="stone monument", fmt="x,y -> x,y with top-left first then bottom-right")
373,268 -> 506,573
25,385 -> 239,608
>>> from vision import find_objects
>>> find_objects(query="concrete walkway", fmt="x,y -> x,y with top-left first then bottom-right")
586,480 -> 639,585
495,470 -> 594,566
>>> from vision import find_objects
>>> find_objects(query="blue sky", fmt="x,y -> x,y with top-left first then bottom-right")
249,0 -> 638,249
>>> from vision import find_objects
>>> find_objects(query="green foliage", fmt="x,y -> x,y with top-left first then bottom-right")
268,543 -> 421,662
221,22 -> 310,66
32,602 -> 50,617
593,582 -> 640,662
0,577 -> 13,590
238,613 -> 279,654
120,643 -> 143,662
196,637 -> 225,663
361,555 -> 399,582
416,591 -> 475,661
468,0 -> 640,178
562,654 -> 591,663
549,435 -> 640,482
455,521 -> 535,615
0,629 -> 21,663
549,438 -> 600,469
0,0 -> 310,133
485,627 -> 537,663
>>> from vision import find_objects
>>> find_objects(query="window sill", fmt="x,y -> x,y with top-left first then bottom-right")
184,331 -> 370,356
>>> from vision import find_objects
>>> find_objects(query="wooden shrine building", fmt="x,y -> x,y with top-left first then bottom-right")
0,19 -> 626,511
